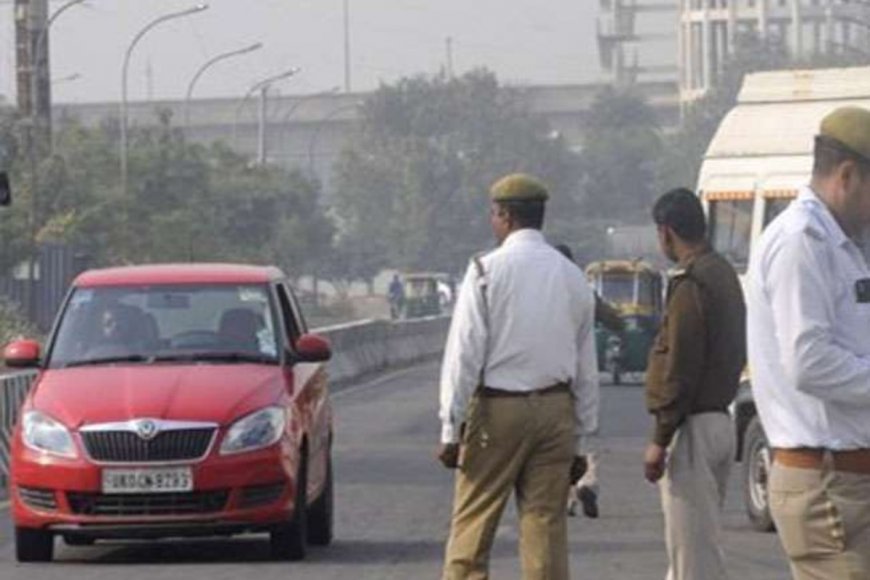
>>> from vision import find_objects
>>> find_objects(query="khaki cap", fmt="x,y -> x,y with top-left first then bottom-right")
489,173 -> 549,202
820,106 -> 870,162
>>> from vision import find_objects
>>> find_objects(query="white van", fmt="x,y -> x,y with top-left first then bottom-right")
696,66 -> 870,531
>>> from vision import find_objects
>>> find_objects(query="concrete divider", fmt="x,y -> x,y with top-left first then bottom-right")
0,316 -> 450,490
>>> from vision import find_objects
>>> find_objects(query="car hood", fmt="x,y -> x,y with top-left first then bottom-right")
30,364 -> 286,428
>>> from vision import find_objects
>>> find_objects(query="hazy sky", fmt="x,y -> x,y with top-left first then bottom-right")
0,0 -> 607,104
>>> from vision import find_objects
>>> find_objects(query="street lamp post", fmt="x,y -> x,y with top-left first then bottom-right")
184,42 -> 262,130
32,0 -> 88,151
231,68 -> 301,162
120,3 -> 209,197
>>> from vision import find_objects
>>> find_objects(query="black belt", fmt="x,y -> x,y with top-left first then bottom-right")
478,382 -> 570,398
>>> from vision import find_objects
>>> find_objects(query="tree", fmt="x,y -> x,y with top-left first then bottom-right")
578,87 -> 663,226
331,69 -> 583,281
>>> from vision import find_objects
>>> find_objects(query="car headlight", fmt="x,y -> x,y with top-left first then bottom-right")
22,411 -> 77,458
220,406 -> 286,455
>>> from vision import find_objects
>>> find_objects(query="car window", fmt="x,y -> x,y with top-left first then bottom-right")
48,284 -> 280,368
275,283 -> 302,343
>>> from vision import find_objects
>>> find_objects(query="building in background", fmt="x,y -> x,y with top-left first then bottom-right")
679,0 -> 870,102
597,0 -> 680,87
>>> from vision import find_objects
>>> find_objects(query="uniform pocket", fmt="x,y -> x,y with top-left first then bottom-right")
769,468 -> 846,559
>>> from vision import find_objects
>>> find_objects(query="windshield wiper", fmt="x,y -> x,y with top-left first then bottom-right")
151,351 -> 278,364
64,354 -> 153,368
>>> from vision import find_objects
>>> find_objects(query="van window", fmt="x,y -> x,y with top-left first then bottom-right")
708,199 -> 753,270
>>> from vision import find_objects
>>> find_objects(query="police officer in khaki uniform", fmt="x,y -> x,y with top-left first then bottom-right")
748,107 -> 870,579
645,188 -> 746,580
438,174 -> 599,580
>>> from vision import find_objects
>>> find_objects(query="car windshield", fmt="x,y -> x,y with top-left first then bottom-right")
48,284 -> 280,369
599,274 -> 635,306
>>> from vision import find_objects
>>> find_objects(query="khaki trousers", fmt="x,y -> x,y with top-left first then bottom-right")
659,412 -> 733,580
769,460 -> 870,580
443,391 -> 575,580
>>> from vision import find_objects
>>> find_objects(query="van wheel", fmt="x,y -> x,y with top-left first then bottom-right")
16,527 -> 54,562
307,451 -> 334,546
270,453 -> 308,561
742,416 -> 775,532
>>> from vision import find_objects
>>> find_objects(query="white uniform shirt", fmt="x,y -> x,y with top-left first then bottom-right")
747,186 -> 870,449
439,229 -> 600,455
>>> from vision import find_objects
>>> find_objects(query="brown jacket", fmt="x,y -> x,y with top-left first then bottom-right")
645,248 -> 746,447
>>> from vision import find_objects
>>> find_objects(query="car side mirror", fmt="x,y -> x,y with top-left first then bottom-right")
293,334 -> 332,363
4,339 -> 41,368
0,172 -> 10,207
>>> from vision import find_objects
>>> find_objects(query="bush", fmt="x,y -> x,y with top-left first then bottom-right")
0,296 -> 39,347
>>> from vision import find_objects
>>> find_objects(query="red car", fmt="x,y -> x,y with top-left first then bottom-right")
3,264 -> 334,562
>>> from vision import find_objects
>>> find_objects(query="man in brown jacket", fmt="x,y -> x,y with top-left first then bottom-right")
644,188 -> 746,580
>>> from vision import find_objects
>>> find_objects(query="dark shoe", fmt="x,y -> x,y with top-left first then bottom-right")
579,486 -> 599,519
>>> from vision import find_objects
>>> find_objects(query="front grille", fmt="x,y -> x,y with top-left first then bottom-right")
19,487 -> 57,511
67,490 -> 229,516
239,483 -> 285,509
82,429 -> 215,463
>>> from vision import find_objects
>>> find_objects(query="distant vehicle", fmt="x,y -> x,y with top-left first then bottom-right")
3,264 -> 335,562
401,272 -> 445,318
585,259 -> 664,385
697,65 -> 870,531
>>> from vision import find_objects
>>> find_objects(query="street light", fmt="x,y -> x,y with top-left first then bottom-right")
231,67 -> 301,162
307,101 -> 361,180
32,0 -> 89,152
120,3 -> 209,197
184,42 -> 263,130
51,72 -> 81,86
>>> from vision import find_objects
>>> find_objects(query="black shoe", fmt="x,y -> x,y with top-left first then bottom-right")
579,486 -> 599,519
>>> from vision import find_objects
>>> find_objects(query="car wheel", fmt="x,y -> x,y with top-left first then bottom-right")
742,416 -> 775,532
16,527 -> 54,562
63,535 -> 96,547
307,450 -> 334,546
270,453 -> 308,561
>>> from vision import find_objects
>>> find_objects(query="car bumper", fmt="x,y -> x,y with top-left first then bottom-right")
11,439 -> 300,538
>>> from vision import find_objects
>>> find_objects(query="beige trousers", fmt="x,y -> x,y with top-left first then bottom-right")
443,391 -> 575,580
769,460 -> 870,580
659,412 -> 734,580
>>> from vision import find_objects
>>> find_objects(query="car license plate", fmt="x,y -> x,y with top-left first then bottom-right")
102,467 -> 193,494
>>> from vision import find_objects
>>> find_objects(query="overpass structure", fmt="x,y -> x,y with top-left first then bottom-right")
52,81 -> 679,198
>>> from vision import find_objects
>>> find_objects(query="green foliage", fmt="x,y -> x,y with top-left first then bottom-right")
0,107 -> 332,282
0,295 -> 39,346
331,69 -> 583,280
579,87 -> 663,225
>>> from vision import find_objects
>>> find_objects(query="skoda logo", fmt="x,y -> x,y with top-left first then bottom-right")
135,419 -> 159,441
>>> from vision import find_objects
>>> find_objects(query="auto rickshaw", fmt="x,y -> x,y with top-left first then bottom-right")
401,273 -> 445,318
585,259 -> 664,384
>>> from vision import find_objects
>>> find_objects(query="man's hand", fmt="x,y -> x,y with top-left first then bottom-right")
644,442 -> 667,483
438,443 -> 461,469
570,455 -> 589,484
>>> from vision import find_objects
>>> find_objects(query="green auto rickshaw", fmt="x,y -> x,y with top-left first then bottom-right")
585,259 -> 664,384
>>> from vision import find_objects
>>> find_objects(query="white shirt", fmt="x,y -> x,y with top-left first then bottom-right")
439,229 -> 600,455
747,186 -> 870,449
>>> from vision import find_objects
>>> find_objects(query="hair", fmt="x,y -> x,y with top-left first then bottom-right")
813,135 -> 870,179
652,188 -> 707,243
497,200 -> 545,230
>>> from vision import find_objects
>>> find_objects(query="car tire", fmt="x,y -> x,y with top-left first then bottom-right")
742,416 -> 775,532
270,453 -> 308,561
15,527 -> 54,562
307,450 -> 334,546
